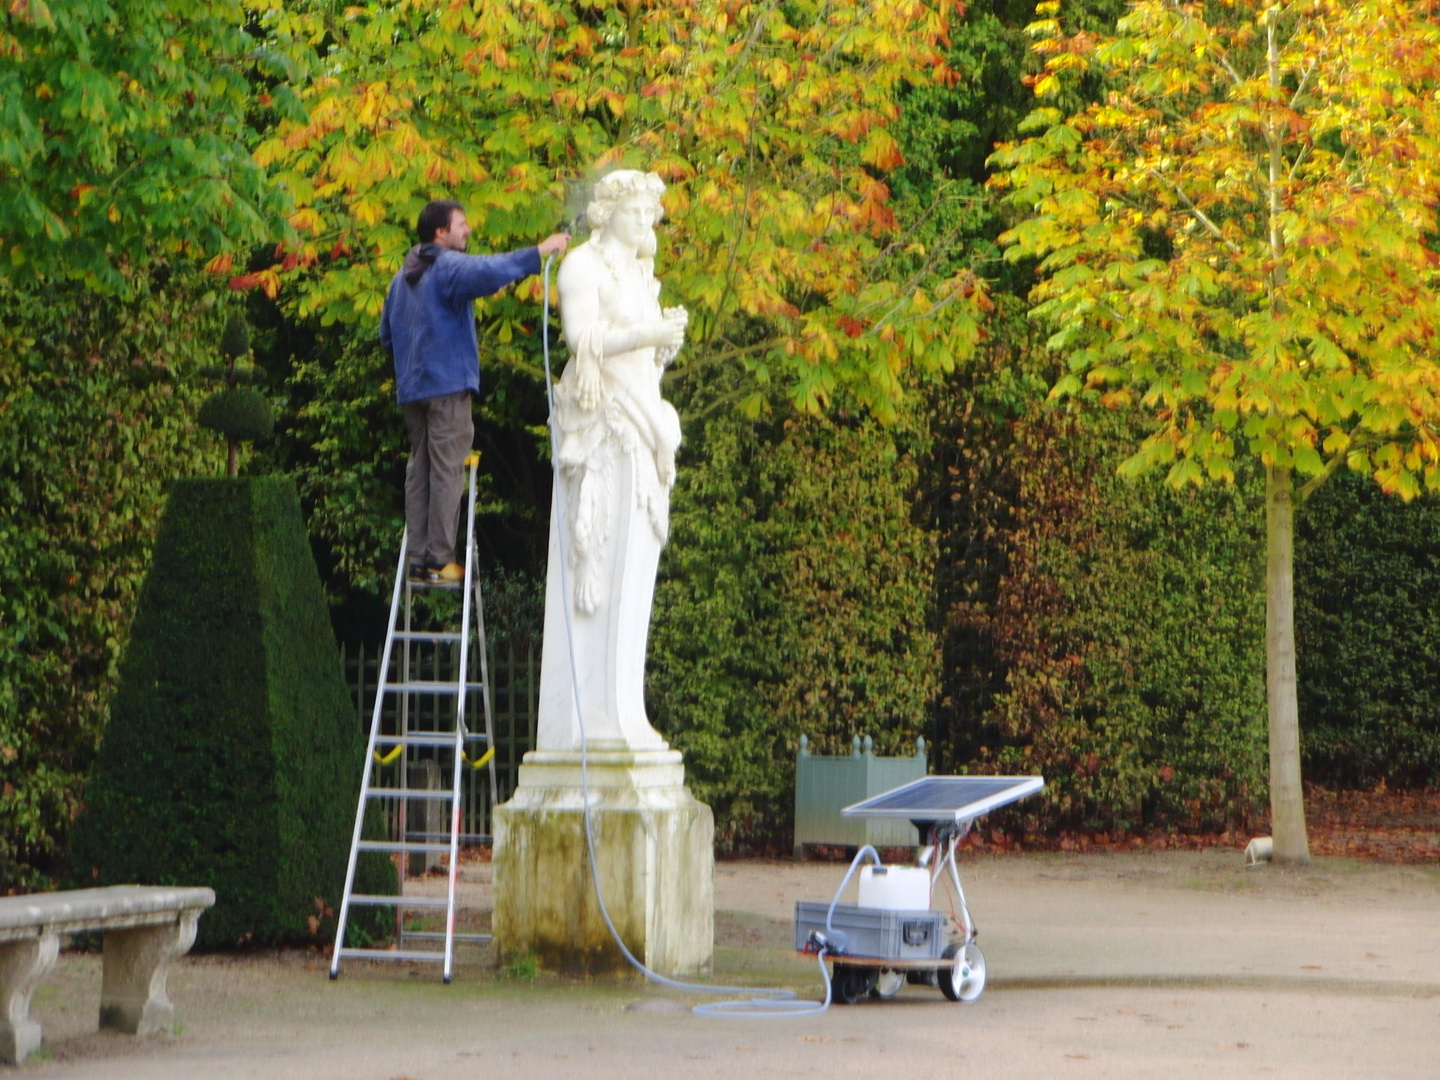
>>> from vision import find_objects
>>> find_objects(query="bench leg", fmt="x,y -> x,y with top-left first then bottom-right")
100,911 -> 199,1035
0,932 -> 60,1064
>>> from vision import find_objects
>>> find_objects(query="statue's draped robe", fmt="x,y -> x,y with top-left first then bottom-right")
536,244 -> 682,752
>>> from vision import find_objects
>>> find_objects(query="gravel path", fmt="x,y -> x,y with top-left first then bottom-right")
21,850 -> 1440,1079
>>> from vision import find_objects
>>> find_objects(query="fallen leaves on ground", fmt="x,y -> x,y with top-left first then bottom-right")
952,784 -> 1440,864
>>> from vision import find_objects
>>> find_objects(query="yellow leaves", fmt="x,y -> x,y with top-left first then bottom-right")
1049,373 -> 1083,400
354,81 -> 401,128
255,269 -> 282,300
204,253 -> 233,275
231,269 -> 282,299
601,89 -> 627,117
862,129 -> 904,170
349,197 -> 387,227
1034,73 -> 1061,97
1100,388 -> 1133,408
253,137 -> 288,169
650,156 -> 696,182
289,208 -> 324,236
1288,416 -> 1317,446
1322,427 -> 1350,455
354,288 -> 384,318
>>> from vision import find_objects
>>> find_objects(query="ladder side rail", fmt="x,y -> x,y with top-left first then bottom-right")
472,559 -> 500,829
392,577 -> 413,933
330,534 -> 411,978
442,455 -> 480,983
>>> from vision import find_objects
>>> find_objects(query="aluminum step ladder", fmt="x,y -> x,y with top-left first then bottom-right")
330,453 -> 500,983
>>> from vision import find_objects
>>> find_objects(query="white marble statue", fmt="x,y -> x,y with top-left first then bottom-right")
536,170 -> 688,753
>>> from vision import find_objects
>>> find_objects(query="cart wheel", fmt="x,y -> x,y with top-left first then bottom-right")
939,942 -> 986,1002
831,965 -> 874,1005
872,970 -> 905,1000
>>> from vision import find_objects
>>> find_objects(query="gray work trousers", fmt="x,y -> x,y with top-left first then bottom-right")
402,390 -> 473,569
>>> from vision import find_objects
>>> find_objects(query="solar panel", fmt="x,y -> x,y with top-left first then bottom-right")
841,775 -> 1044,823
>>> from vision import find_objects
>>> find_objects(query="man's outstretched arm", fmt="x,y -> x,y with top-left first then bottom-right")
446,234 -> 570,303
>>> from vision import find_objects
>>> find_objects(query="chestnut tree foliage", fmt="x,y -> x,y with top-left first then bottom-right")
259,0 -> 985,407
0,0 -> 296,292
990,0 -> 1440,861
245,0 -> 991,588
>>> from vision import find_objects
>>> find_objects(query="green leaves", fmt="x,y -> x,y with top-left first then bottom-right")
0,0 -> 294,293
0,271 -> 227,885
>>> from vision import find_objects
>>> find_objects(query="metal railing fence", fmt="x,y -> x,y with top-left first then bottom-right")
341,638 -> 538,841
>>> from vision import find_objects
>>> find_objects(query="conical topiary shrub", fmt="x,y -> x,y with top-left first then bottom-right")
68,476 -> 393,947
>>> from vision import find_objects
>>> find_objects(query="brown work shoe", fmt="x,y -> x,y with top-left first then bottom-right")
431,562 -> 464,583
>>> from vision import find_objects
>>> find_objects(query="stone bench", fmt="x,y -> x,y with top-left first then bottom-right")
0,885 -> 215,1064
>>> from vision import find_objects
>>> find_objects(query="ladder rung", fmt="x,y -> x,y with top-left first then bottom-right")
404,832 -> 491,843
337,947 -> 446,962
373,733 -> 487,747
358,841 -> 453,854
402,932 -> 491,943
348,895 -> 451,908
407,579 -> 463,591
392,631 -> 464,643
387,681 -> 485,694
365,788 -> 456,801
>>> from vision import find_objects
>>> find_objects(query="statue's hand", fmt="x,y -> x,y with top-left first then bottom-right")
574,358 -> 604,411
646,314 -> 687,350
649,308 -> 688,368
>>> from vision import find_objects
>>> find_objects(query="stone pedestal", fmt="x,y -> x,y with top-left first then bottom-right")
492,748 -> 713,977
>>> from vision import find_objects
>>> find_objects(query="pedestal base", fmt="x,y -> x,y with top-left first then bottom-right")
492,749 -> 713,977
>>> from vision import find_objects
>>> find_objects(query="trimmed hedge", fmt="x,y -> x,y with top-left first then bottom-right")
0,272 -> 220,888
935,345 -> 1269,833
649,409 -> 939,851
1296,474 -> 1440,787
67,477 -> 392,947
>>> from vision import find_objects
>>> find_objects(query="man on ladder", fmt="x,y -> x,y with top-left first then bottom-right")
331,201 -> 566,982
381,199 -> 569,583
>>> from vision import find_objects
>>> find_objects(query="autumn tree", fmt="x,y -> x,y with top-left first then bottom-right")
990,0 -> 1440,861
245,0 -> 989,586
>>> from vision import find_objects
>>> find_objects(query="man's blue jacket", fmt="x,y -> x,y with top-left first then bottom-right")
380,243 -> 541,405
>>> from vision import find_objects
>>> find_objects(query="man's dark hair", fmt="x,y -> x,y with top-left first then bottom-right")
417,200 -> 464,243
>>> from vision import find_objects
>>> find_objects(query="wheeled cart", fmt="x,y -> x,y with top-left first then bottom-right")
794,775 -> 1044,1004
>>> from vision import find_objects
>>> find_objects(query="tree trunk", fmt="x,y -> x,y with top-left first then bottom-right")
1264,463 -> 1310,863
227,438 -> 238,478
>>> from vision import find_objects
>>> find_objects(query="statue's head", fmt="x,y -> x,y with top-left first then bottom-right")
587,170 -> 666,256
